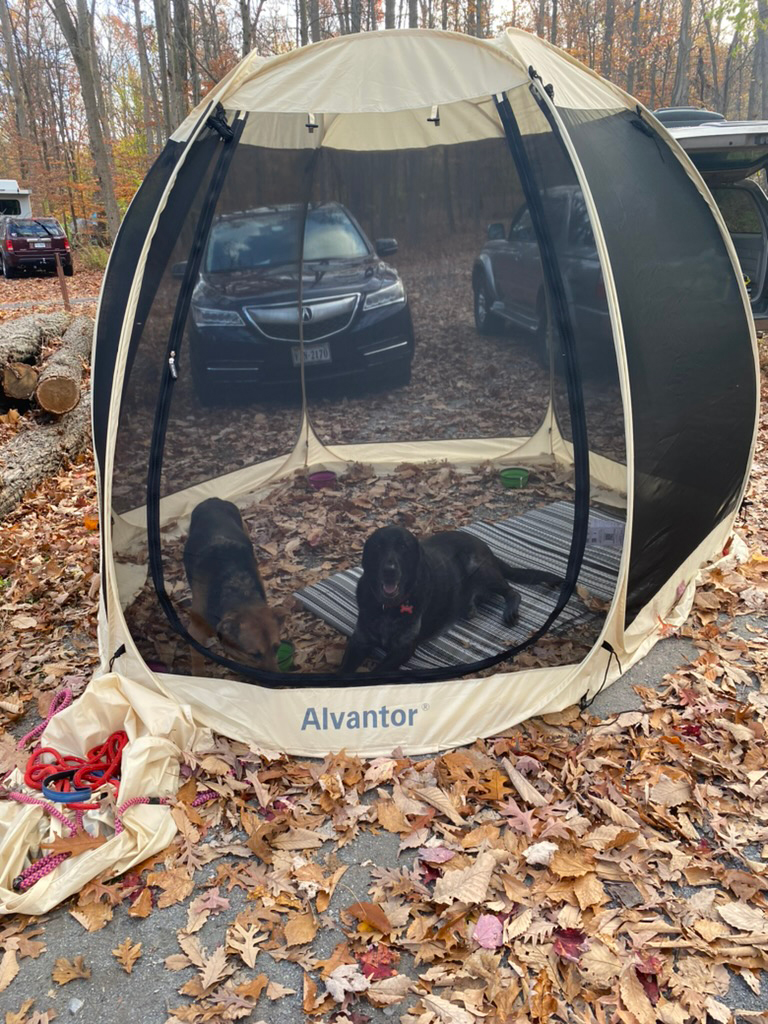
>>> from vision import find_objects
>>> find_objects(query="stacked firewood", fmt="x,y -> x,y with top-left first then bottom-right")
1,313 -> 92,414
0,313 -> 93,519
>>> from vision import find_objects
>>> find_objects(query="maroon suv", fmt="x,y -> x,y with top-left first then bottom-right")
0,216 -> 74,278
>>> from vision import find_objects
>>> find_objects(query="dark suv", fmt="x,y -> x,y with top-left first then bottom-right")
186,202 -> 414,400
0,216 -> 74,278
655,108 -> 768,326
472,185 -> 610,362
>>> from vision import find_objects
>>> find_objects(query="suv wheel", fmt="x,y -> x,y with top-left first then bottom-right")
473,279 -> 502,335
2,257 -> 17,279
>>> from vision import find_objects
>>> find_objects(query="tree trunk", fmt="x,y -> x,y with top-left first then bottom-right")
749,36 -> 761,118
0,396 -> 91,520
0,312 -> 72,370
701,5 -> 721,111
386,0 -> 395,28
759,0 -> 768,118
551,0 -> 558,46
3,362 -> 38,401
408,0 -> 418,27
0,0 -> 32,180
722,30 -> 741,116
626,0 -> 642,94
132,0 -> 156,157
536,0 -> 546,36
170,0 -> 190,126
670,0 -> 693,106
309,0 -> 321,39
601,0 -> 615,79
153,0 -> 173,137
48,0 -> 122,243
35,316 -> 92,415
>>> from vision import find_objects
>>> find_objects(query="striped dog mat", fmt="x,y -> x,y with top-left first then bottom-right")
293,501 -> 624,670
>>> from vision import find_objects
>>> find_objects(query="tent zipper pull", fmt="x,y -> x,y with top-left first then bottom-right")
168,351 -> 178,379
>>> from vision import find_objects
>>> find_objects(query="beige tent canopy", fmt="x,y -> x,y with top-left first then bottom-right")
0,26 -> 758,914
87,27 -> 756,756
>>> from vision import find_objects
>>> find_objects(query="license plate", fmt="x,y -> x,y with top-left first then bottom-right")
291,342 -> 331,367
32,242 -> 47,249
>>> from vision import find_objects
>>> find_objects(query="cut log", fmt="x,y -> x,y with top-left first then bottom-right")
34,316 -> 93,415
0,312 -> 72,372
3,361 -> 38,400
0,393 -> 91,520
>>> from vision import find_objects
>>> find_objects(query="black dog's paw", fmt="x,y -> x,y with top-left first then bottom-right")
503,607 -> 520,627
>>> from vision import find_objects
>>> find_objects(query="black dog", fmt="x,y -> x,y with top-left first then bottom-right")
339,525 -> 563,673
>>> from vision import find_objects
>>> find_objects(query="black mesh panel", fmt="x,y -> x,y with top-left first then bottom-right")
561,108 -> 756,623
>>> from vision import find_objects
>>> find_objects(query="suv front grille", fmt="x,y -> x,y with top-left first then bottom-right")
244,294 -> 359,343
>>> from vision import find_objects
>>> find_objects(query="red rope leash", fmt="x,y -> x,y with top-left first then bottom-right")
6,691 -> 170,892
23,732 -> 128,808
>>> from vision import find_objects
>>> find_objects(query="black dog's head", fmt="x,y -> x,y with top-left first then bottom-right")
362,525 -> 421,607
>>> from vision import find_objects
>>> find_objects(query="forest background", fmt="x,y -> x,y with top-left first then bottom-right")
0,0 -> 766,250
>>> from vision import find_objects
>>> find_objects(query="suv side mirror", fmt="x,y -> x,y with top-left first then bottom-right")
375,238 -> 398,257
487,223 -> 505,241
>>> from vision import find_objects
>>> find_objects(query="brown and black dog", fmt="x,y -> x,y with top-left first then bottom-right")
183,497 -> 281,672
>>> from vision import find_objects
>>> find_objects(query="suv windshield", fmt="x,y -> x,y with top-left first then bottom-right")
206,205 -> 369,273
7,219 -> 62,238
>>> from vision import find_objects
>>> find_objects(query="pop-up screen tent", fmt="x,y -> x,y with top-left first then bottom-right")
89,28 -> 757,757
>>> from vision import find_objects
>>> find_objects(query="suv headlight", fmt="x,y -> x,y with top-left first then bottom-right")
363,279 -> 406,311
192,307 -> 245,327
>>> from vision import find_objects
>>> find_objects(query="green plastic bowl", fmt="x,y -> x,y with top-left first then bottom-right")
277,642 -> 294,672
500,467 -> 530,489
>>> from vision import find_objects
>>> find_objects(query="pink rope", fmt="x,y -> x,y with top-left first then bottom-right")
192,790 -> 219,807
5,792 -> 78,835
14,852 -> 71,891
17,688 -> 73,749
114,796 -> 169,834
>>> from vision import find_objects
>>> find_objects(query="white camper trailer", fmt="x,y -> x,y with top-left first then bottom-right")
0,179 -> 31,217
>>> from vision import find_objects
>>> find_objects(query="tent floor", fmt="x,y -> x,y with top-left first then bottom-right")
122,460 -> 624,681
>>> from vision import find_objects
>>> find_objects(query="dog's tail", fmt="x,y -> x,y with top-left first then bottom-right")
497,558 -> 563,588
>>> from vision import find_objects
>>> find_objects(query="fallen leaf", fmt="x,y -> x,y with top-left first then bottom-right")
0,950 -> 19,993
200,945 -> 231,990
51,956 -> 90,985
472,914 -> 503,949
4,998 -> 35,1024
146,868 -> 194,908
111,938 -> 142,974
432,851 -> 497,905
111,875 -> 145,916
325,963 -> 370,1002
41,831 -> 106,857
718,902 -> 767,932
284,911 -> 318,947
423,992 -> 474,1023
366,973 -> 414,1007
226,922 -> 266,967
347,901 -> 392,934
523,840 -> 558,866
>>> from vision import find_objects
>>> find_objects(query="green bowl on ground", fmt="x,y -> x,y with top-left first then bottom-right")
277,642 -> 295,672
500,467 -> 530,489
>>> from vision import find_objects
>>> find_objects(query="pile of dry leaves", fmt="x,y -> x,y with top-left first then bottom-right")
1,275 -> 768,1023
